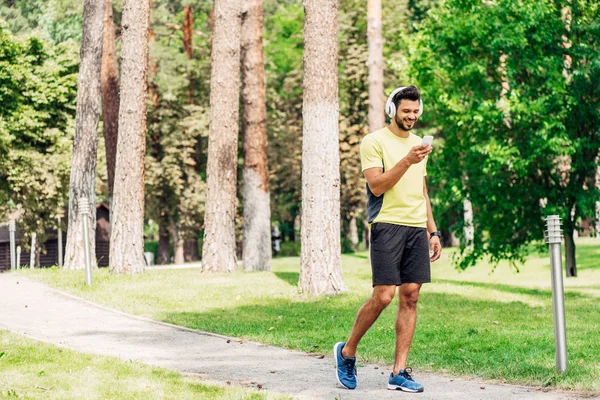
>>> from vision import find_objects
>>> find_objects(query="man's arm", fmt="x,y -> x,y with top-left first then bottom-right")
364,144 -> 431,197
424,177 -> 442,262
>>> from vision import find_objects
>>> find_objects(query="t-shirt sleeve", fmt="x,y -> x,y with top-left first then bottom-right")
360,134 -> 384,172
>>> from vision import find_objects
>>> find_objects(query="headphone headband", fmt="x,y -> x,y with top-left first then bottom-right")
385,86 -> 423,119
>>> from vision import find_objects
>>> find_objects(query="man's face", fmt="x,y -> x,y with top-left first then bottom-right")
394,99 -> 420,131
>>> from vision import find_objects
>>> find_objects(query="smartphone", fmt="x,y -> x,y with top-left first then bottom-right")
421,135 -> 434,147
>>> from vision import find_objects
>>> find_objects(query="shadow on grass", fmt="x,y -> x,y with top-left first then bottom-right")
273,272 -> 299,286
434,279 -> 598,300
164,290 -> 599,391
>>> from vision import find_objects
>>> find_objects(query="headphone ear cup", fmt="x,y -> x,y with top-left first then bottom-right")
386,103 -> 396,118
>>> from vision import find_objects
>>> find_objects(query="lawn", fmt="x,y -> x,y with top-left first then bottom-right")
19,239 -> 600,394
0,330 -> 286,399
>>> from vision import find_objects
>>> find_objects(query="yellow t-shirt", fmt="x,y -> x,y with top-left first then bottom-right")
360,127 -> 428,228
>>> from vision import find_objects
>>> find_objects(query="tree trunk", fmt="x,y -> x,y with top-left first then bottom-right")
463,198 -> 474,247
64,0 -> 104,270
367,0 -> 384,132
201,0 -> 242,273
183,6 -> 193,59
109,0 -> 150,274
241,0 -> 271,272
173,224 -> 185,265
299,0 -> 347,295
564,226 -> 577,277
184,239 -> 200,261
347,216 -> 359,252
101,0 -> 120,204
157,215 -> 170,264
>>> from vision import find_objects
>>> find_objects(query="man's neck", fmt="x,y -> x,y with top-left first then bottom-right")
388,121 -> 410,138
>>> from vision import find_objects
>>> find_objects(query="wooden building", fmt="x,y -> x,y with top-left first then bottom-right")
0,204 -> 110,270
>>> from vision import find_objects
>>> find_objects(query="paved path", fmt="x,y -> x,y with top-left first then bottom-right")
0,274 -> 592,400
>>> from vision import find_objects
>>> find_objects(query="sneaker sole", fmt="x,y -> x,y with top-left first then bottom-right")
333,342 -> 356,390
387,384 -> 424,393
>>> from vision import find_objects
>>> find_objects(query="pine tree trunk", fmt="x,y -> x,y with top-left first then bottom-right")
201,0 -> 242,273
109,0 -> 150,274
64,0 -> 104,270
564,226 -> 577,277
101,0 -> 120,204
299,0 -> 347,295
157,214 -> 170,264
241,0 -> 271,272
367,0 -> 384,132
184,239 -> 200,261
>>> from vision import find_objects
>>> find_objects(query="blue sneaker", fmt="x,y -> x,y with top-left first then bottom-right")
334,342 -> 357,389
388,368 -> 424,392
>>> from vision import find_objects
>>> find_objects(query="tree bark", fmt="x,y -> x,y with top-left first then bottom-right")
367,0 -> 385,132
201,0 -> 242,273
101,0 -> 120,204
241,0 -> 271,272
299,0 -> 347,295
109,0 -> 150,274
64,0 -> 104,270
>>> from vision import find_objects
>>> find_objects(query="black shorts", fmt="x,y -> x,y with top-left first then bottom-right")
370,223 -> 431,286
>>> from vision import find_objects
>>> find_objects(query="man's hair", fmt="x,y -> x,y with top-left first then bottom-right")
392,86 -> 421,109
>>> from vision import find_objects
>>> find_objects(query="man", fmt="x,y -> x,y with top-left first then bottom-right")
334,86 -> 442,393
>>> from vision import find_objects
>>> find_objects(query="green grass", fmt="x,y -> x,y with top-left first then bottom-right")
18,239 -> 600,394
0,330 -> 286,400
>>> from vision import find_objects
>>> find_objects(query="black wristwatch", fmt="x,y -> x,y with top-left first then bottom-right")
429,231 -> 442,239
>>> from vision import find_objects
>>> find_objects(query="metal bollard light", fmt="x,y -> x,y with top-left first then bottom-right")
9,220 -> 16,270
545,215 -> 568,373
79,197 -> 93,286
16,246 -> 21,269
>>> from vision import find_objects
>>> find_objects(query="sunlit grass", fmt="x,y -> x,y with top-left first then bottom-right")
19,239 -> 600,394
0,330 -> 287,399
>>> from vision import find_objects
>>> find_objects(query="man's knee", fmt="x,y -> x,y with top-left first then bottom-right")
400,285 -> 421,310
371,286 -> 396,309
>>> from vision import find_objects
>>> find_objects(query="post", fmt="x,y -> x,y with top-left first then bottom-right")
79,197 -> 93,286
545,215 -> 568,373
30,233 -> 36,269
16,246 -> 21,269
57,215 -> 63,267
9,220 -> 16,270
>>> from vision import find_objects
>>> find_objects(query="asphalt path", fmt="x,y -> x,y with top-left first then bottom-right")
0,274 -> 593,400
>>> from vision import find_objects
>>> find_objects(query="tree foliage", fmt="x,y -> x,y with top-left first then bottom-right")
412,0 -> 600,268
0,23 -> 78,244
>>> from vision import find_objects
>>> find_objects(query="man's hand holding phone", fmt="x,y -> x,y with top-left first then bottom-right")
405,136 -> 434,165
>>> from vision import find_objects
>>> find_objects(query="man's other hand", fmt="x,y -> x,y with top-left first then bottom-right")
429,235 -> 442,262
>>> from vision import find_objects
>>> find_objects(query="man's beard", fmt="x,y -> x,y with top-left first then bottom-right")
395,115 -> 415,131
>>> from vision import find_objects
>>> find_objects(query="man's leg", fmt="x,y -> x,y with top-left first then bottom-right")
342,284 -> 396,358
392,282 -> 422,374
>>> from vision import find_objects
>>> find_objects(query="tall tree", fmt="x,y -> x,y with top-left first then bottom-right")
201,0 -> 242,273
367,0 -> 384,133
109,0 -> 150,274
299,0 -> 347,294
63,0 -> 105,270
241,0 -> 272,271
101,0 -> 120,207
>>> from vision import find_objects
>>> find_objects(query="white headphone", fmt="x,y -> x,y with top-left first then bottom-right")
385,86 -> 423,119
